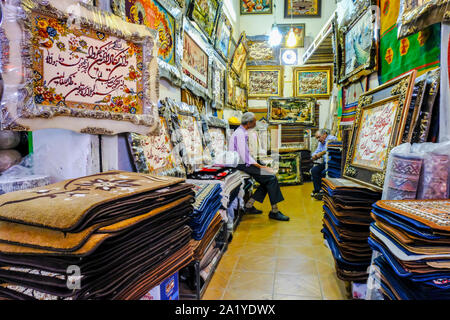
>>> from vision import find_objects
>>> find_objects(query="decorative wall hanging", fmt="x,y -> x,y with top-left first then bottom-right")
0,0 -> 159,135
343,71 -> 417,191
247,66 -> 283,99
181,88 -> 206,114
234,86 -> 247,111
379,0 -> 441,84
214,9 -> 232,62
230,32 -> 248,75
225,69 -> 237,108
240,62 -> 248,87
338,6 -> 378,85
240,0 -> 272,14
187,0 -> 221,41
268,97 -> 316,125
211,57 -> 226,110
341,76 -> 368,126
246,35 -> 280,65
128,117 -> 186,177
440,23 -> 450,142
276,24 -> 305,48
280,48 -> 299,65
277,153 -> 302,185
397,0 -> 450,39
284,0 -> 321,18
111,0 -> 184,85
182,31 -> 209,88
203,115 -> 228,159
411,68 -> 441,143
293,65 -> 332,98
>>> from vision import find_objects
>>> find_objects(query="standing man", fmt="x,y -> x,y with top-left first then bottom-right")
229,112 -> 289,221
311,129 -> 337,200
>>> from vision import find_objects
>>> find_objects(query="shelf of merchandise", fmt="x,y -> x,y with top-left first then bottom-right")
302,10 -> 336,65
180,223 -> 228,300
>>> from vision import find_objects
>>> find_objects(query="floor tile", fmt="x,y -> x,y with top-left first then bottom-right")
273,294 -> 322,300
275,257 -> 318,275
227,271 -> 275,292
222,289 -> 273,300
235,255 -> 277,273
274,273 -> 322,298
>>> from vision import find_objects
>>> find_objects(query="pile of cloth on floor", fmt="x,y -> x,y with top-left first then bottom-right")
0,171 -> 195,300
321,178 -> 381,282
326,141 -> 343,178
368,199 -> 450,300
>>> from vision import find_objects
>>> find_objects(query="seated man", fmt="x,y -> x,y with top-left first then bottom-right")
229,112 -> 289,221
311,129 -> 337,200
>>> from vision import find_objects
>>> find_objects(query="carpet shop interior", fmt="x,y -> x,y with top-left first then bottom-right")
0,0 -> 448,301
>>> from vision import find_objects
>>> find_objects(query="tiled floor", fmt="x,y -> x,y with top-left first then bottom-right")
202,182 -> 350,300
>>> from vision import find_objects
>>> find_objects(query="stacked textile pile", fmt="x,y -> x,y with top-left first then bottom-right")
326,141 -> 343,178
0,171 -> 195,300
188,167 -> 235,181
321,178 -> 381,281
189,183 -> 223,241
369,199 -> 450,300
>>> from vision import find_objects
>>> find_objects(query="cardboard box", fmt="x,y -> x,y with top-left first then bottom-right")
140,272 -> 179,300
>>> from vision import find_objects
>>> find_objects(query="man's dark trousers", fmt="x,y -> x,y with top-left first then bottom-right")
236,164 -> 284,205
311,163 -> 326,193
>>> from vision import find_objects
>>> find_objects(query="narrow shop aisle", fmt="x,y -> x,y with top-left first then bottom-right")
203,182 -> 350,300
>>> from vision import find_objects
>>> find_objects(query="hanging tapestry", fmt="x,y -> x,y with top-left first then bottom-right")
178,114 -> 206,170
187,0 -> 221,40
293,65 -> 332,98
182,31 -> 209,88
277,153 -> 302,185
181,88 -> 206,114
231,33 -> 248,75
246,35 -> 280,65
397,0 -> 450,39
247,66 -> 283,98
268,97 -> 316,125
284,0 -> 321,18
208,127 -> 227,158
128,117 -> 186,177
240,0 -> 273,14
234,86 -> 248,111
112,0 -> 177,66
380,0 -> 441,84
341,77 -> 368,126
0,0 -> 159,135
214,9 -> 233,61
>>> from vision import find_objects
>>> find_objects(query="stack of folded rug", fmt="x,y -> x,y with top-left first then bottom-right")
189,183 -> 223,241
326,141 -> 343,178
0,171 -> 195,300
321,178 -> 381,282
369,199 -> 450,300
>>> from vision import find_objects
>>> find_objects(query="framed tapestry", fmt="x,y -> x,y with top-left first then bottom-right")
234,86 -> 248,111
0,0 -> 159,135
240,0 -> 273,14
268,97 -> 316,125
182,31 -> 209,88
343,70 -> 417,191
397,0 -> 450,39
181,88 -> 206,114
214,9 -> 233,62
293,66 -> 332,98
187,0 -> 221,41
225,69 -> 237,108
204,116 -> 228,159
276,24 -> 305,48
211,57 -> 226,110
246,35 -> 280,65
128,117 -> 186,178
230,32 -> 248,75
247,66 -> 283,99
339,6 -> 378,85
284,0 -> 321,18
277,153 -> 302,185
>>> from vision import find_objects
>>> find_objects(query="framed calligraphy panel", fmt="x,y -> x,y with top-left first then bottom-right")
343,70 -> 417,191
246,35 -> 280,66
0,0 -> 159,135
182,31 -> 209,89
284,0 -> 321,18
247,66 -> 283,99
293,66 -> 332,98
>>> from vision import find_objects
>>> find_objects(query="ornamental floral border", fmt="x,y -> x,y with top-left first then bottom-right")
111,0 -> 185,87
343,70 -> 417,191
0,0 -> 159,135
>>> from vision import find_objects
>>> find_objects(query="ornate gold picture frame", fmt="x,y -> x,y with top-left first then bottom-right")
0,0 -> 159,135
246,66 -> 283,99
343,70 -> 417,191
293,65 -> 332,98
